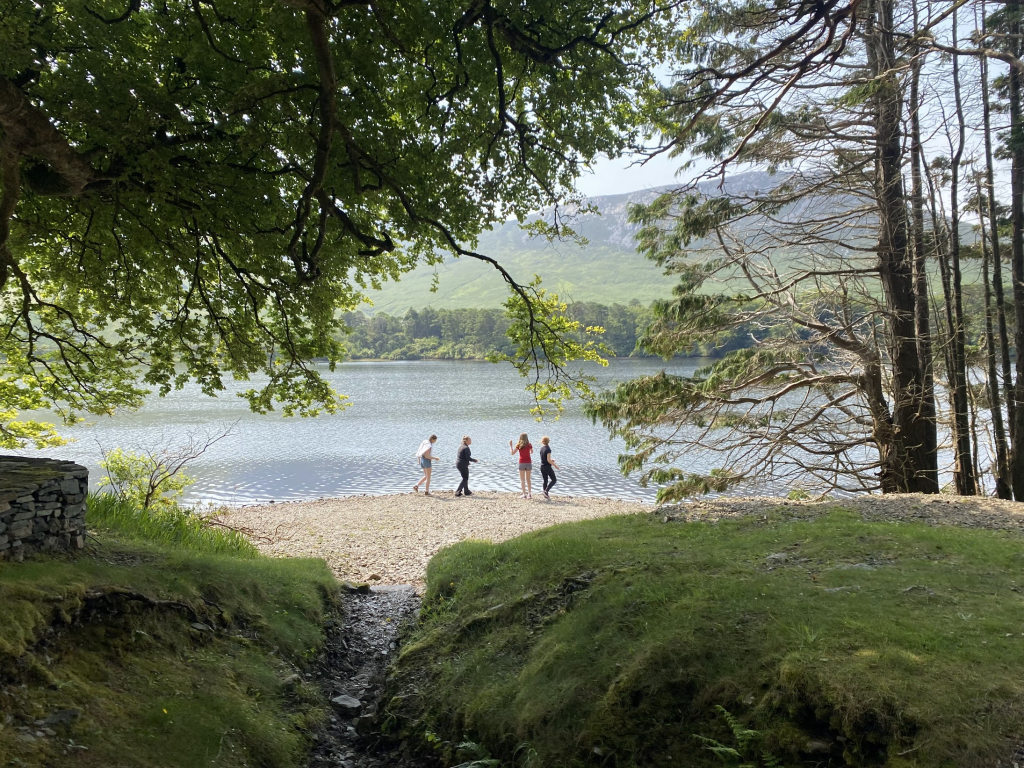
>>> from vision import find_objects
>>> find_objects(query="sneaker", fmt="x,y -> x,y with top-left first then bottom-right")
543,492 -> 550,499
464,491 -> 473,496
455,492 -> 463,497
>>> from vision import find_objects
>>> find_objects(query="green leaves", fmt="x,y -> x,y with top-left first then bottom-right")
97,448 -> 195,512
0,0 -> 682,438
490,276 -> 608,418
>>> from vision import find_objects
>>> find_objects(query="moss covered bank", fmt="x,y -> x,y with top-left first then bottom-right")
0,496 -> 339,767
385,504 -> 1024,768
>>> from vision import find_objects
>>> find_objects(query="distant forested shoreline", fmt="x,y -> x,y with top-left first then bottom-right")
340,302 -> 752,360
339,286 -> 1011,364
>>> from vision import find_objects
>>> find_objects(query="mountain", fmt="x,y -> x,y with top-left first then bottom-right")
360,170 -> 979,314
362,184 -> 676,313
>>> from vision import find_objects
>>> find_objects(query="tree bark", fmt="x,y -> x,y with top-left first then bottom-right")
947,7 -> 978,494
980,30 -> 1016,444
978,177 -> 1013,498
866,0 -> 938,493
909,0 -> 939,493
1009,3 -> 1024,500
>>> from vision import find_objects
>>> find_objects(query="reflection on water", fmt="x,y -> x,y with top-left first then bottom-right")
14,359 -> 709,504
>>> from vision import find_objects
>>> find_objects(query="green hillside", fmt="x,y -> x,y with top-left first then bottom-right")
363,186 -> 674,313
364,245 -> 673,313
362,171 -> 984,313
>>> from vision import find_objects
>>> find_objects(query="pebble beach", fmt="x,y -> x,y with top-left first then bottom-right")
218,491 -> 1024,587
218,492 -> 648,585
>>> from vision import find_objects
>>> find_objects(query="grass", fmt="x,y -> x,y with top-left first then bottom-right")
86,493 -> 259,557
388,508 -> 1024,768
0,494 -> 339,767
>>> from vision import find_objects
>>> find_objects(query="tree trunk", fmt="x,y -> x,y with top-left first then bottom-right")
947,8 -> 977,495
866,0 -> 938,493
1009,4 -> 1024,500
978,176 -> 1013,498
980,29 -> 1016,445
909,0 -> 939,493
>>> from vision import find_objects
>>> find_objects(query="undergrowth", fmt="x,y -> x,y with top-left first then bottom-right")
387,508 -> 1024,767
86,492 -> 258,557
0,496 -> 339,767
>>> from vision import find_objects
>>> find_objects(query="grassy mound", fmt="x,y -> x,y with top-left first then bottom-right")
387,507 -> 1024,767
0,496 -> 339,767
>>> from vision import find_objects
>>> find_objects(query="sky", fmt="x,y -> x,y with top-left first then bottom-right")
574,150 -> 688,198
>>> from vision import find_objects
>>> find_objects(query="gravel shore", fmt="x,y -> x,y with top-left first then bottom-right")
218,491 -> 1024,586
218,492 -> 648,585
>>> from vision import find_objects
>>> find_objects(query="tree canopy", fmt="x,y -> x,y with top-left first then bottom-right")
0,0 -> 680,445
589,0 -> 1024,501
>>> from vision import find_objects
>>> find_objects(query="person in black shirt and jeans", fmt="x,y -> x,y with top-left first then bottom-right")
539,436 -> 560,499
455,435 -> 478,497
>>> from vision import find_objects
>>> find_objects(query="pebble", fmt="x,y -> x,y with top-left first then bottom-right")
218,492 -> 647,585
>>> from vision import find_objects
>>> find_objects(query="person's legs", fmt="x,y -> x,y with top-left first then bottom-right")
519,469 -> 527,497
541,466 -> 555,496
525,469 -> 532,498
546,467 -> 556,493
424,467 -> 432,494
456,466 -> 469,496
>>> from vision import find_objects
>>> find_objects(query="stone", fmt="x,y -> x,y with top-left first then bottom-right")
0,456 -> 87,558
190,622 -> 212,632
0,535 -> 7,547
330,695 -> 361,715
41,709 -> 81,727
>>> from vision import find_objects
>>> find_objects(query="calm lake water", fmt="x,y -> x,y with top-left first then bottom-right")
15,359 -> 710,505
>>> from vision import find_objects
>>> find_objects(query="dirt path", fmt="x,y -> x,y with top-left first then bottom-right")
219,492 -> 647,585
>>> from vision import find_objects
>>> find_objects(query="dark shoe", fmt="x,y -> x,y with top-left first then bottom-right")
464,491 -> 473,496
455,492 -> 463,497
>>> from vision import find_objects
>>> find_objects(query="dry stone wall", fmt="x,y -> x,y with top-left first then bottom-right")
0,456 -> 88,561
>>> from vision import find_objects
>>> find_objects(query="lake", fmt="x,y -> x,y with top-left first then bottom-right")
14,359 -> 711,505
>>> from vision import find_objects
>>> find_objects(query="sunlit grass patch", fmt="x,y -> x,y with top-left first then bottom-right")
86,492 -> 258,558
0,500 -> 338,768
390,508 -> 1024,767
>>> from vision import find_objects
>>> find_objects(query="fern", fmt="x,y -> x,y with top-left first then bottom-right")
694,706 -> 787,767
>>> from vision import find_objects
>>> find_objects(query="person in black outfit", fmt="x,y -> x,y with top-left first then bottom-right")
539,436 -> 560,499
455,435 -> 479,497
